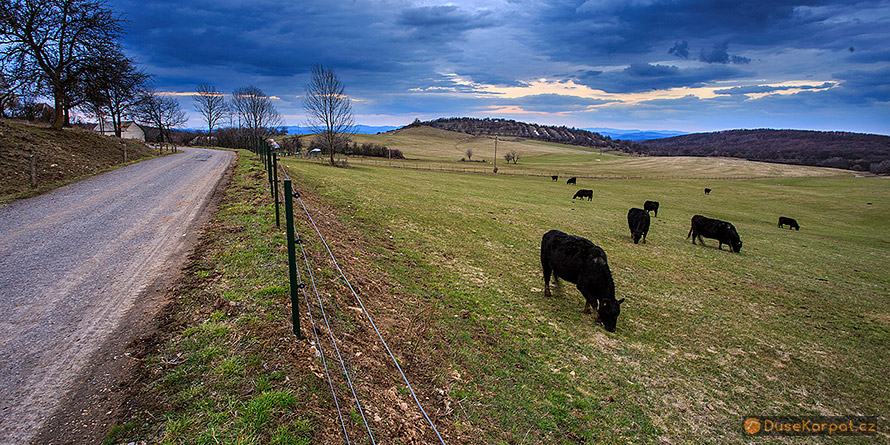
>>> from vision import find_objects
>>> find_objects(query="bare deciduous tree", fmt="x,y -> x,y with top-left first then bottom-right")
303,64 -> 354,165
134,88 -> 188,149
81,49 -> 149,137
0,0 -> 123,129
231,85 -> 282,145
504,149 -> 520,164
193,83 -> 228,144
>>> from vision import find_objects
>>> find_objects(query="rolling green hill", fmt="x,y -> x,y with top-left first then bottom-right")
304,126 -> 856,179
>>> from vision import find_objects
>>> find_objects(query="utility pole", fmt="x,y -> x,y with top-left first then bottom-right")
493,135 -> 499,173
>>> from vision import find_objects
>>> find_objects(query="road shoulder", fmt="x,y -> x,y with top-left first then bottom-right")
31,150 -> 236,445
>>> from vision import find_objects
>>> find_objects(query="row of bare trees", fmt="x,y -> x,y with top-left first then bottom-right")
1,0 -> 354,159
192,65 -> 353,167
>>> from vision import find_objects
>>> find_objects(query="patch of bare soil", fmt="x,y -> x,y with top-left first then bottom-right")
285,180 -> 468,444
30,152 -> 235,445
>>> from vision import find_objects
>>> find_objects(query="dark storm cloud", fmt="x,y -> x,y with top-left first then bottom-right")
714,82 -> 835,96
114,0 -> 492,84
625,63 -> 680,77
668,41 -> 690,59
107,0 -> 890,133
397,5 -> 495,32
574,63 -> 750,94
528,0 -> 888,60
699,42 -> 751,64
829,67 -> 890,104
846,48 -> 890,64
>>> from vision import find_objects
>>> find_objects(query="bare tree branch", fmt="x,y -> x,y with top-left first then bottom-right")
193,83 -> 228,143
0,0 -> 124,129
230,85 -> 282,146
303,64 -> 354,165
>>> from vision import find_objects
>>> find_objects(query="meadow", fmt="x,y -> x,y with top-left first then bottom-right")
277,129 -> 889,443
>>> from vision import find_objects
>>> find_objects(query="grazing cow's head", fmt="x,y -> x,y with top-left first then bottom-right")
598,298 -> 625,332
731,240 -> 743,253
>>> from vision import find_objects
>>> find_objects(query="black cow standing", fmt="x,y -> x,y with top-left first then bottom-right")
572,189 -> 593,201
567,177 -> 577,185
687,215 -> 743,253
778,217 -> 800,230
643,200 -> 659,217
551,175 -> 559,181
541,230 -> 624,332
704,188 -> 712,195
627,208 -> 650,244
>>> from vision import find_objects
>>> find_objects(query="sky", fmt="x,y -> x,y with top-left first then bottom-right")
113,0 -> 890,134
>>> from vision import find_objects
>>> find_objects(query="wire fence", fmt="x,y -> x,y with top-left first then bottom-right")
254,143 -> 446,444
279,153 -> 853,181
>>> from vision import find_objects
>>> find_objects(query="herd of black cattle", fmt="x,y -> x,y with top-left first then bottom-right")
541,176 -> 801,333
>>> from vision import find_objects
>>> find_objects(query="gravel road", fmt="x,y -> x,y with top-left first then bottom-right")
0,147 -> 234,444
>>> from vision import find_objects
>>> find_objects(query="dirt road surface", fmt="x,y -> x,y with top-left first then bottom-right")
0,147 -> 234,444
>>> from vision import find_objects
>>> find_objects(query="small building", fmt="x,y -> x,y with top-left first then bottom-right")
308,148 -> 322,158
93,121 -> 145,142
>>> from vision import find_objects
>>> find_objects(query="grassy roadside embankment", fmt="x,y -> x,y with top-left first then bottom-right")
0,120 -> 160,204
108,150 -> 463,444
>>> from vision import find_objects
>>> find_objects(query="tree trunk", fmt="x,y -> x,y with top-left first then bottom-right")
52,90 -> 65,130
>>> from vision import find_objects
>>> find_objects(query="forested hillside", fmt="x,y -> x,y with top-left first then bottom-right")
639,129 -> 890,173
406,117 -> 645,152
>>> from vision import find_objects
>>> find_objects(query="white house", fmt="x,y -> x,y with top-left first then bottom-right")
93,121 -> 145,142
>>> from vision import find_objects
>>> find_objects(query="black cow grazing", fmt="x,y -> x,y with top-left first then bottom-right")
778,216 -> 800,230
643,200 -> 659,217
572,189 -> 593,201
567,177 -> 577,185
704,188 -> 712,195
687,215 -> 743,253
551,175 -> 559,181
627,208 -> 650,244
540,230 -> 624,332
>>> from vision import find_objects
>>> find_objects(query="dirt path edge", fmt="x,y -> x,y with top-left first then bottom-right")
31,150 -> 237,445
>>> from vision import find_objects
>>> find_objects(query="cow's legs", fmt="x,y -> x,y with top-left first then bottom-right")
542,263 -> 552,297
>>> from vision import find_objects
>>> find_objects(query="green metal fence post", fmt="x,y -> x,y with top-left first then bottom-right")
273,151 -> 280,228
266,144 -> 274,200
283,180 -> 301,339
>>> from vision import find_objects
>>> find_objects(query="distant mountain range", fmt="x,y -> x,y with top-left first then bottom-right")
584,128 -> 688,141
284,125 -> 399,135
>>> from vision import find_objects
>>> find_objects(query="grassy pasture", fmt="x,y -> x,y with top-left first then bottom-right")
281,148 -> 888,443
291,127 -> 854,180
